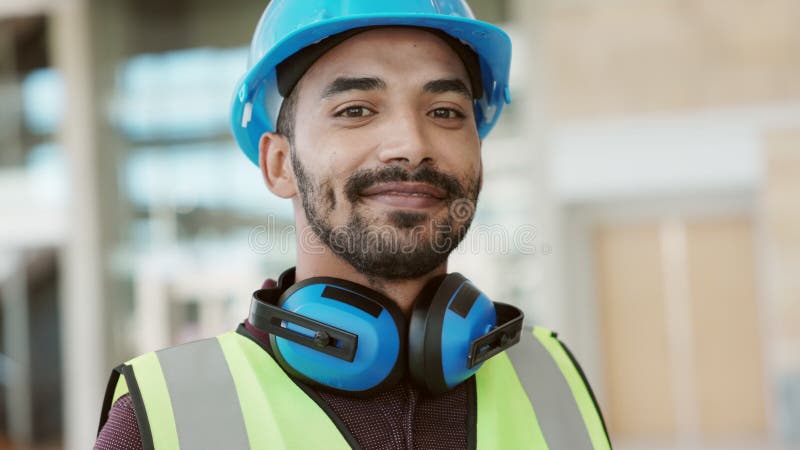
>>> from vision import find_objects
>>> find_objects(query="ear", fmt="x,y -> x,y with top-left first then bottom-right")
259,132 -> 297,199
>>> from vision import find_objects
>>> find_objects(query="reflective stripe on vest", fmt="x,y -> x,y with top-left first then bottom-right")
102,327 -> 609,449
527,327 -> 611,449
159,338 -> 250,449
473,327 -> 610,449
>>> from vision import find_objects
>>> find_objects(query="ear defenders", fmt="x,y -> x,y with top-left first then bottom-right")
248,267 -> 524,396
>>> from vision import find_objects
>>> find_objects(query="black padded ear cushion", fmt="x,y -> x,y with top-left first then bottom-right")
408,273 -> 467,393
277,266 -> 296,290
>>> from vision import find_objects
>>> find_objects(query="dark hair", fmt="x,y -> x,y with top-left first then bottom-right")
275,80 -> 300,144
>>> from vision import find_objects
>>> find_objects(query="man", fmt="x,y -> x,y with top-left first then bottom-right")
95,1 -> 611,449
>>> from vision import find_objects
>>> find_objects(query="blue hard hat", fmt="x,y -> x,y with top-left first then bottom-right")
230,0 -> 513,166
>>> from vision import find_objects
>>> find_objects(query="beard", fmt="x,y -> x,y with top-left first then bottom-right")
292,154 -> 481,280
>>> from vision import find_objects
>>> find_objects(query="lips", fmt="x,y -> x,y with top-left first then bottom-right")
358,181 -> 448,210
360,182 -> 447,200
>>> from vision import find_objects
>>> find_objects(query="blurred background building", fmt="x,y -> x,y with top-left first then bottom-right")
0,0 -> 798,449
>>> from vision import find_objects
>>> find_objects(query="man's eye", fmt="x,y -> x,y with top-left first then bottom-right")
336,106 -> 374,118
429,108 -> 465,120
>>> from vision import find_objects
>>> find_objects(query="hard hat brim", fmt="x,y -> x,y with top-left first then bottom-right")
232,13 -> 512,166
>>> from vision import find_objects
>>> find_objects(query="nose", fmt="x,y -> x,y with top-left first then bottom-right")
377,110 -> 433,169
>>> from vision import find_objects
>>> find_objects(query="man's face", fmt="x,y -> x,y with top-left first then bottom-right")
289,28 -> 482,280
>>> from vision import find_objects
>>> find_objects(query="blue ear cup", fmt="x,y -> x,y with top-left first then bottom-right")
408,273 -> 498,394
265,276 -> 407,396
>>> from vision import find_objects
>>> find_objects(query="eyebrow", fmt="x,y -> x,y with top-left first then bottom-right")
423,78 -> 472,100
322,77 -> 386,98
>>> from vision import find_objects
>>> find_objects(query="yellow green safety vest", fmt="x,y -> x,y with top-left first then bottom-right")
99,326 -> 611,450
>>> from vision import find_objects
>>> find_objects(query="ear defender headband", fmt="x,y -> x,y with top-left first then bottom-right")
249,268 -> 524,396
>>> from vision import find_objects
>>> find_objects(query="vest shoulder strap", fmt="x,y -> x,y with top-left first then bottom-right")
474,326 -> 611,450
98,352 -> 181,450
98,331 -> 353,450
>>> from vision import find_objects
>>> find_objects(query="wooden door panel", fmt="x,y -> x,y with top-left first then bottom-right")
686,218 -> 767,435
595,223 -> 676,437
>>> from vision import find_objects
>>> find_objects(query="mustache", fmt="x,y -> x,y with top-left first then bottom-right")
344,166 -> 466,204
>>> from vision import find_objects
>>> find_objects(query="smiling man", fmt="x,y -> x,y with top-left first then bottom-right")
95,2 -> 611,449
267,27 -> 484,307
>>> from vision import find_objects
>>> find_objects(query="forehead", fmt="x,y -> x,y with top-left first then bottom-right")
299,27 -> 471,88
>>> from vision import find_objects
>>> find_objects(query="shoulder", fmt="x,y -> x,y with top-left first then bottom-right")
512,326 -> 611,448
95,394 -> 143,450
513,326 -> 593,376
101,330 -> 252,413
97,330 -> 268,449
510,326 -> 604,414
481,325 -> 601,402
95,334 -> 233,447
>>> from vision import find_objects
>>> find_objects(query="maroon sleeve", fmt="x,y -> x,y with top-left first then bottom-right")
94,394 -> 143,450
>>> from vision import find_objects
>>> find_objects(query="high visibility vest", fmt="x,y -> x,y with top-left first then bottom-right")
99,326 -> 611,450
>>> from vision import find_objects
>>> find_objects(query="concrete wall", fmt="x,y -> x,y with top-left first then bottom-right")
537,0 -> 800,119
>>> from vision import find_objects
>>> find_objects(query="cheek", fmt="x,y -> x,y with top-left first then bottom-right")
432,132 -> 481,176
296,147 -> 362,208
315,134 -> 377,183
295,129 -> 364,181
